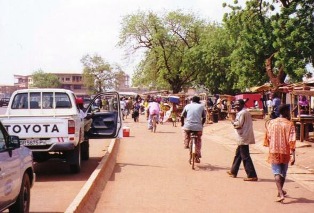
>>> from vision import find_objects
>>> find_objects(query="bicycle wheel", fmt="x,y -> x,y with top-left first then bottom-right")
191,137 -> 196,170
189,141 -> 192,165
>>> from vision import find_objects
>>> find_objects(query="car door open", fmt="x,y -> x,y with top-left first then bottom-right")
84,91 -> 122,139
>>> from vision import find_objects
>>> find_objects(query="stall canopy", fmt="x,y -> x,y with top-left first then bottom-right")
249,83 -> 272,92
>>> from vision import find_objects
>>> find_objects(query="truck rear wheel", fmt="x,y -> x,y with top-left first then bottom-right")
68,143 -> 81,173
81,139 -> 89,160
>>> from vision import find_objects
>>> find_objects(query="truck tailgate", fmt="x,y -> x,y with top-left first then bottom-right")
0,117 -> 69,138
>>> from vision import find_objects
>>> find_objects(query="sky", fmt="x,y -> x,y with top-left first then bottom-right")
0,0 -> 239,85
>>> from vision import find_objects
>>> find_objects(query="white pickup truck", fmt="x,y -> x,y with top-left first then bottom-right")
0,88 -> 122,173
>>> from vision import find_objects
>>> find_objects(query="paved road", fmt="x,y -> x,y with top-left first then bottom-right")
94,116 -> 314,213
28,139 -> 111,213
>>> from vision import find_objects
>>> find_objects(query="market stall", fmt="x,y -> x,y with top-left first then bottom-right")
290,90 -> 314,142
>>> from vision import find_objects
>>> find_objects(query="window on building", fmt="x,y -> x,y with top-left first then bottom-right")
62,84 -> 71,90
73,85 -> 81,89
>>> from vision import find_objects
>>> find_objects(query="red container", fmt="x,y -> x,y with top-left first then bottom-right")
123,127 -> 130,137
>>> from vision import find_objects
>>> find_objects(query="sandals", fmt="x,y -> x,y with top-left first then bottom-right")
275,197 -> 285,203
276,190 -> 286,203
277,190 -> 287,197
195,157 -> 200,163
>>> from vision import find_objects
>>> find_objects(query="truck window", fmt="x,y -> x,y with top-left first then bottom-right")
12,93 -> 28,109
55,93 -> 71,108
43,92 -> 53,109
30,92 -> 41,109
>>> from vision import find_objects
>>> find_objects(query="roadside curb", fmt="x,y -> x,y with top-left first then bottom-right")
65,138 -> 120,213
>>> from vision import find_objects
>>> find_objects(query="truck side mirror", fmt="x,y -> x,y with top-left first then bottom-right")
8,135 -> 20,148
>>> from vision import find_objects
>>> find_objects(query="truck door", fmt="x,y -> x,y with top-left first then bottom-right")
84,92 -> 122,139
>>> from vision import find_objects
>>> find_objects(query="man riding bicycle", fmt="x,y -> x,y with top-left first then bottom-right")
147,97 -> 160,130
181,96 -> 206,163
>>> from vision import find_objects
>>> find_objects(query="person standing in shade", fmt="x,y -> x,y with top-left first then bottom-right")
266,96 -> 272,117
271,93 -> 281,119
264,104 -> 296,203
227,99 -> 258,181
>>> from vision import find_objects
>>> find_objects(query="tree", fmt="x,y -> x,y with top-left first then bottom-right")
195,24 -> 238,94
31,70 -> 61,88
81,54 -> 115,94
119,10 -> 207,93
112,64 -> 128,91
223,0 -> 314,90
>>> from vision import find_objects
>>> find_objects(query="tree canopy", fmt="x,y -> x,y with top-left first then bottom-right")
119,10 -> 207,93
223,0 -> 314,90
31,70 -> 61,88
81,54 -> 116,94
118,1 -> 314,94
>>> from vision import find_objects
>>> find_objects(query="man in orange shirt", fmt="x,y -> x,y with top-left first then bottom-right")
265,104 -> 296,203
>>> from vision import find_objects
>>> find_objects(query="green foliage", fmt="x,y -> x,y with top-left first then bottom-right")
194,24 -> 237,94
80,54 -> 115,94
271,0 -> 314,77
223,0 -> 314,90
119,10 -> 207,93
120,1 -> 314,94
31,70 -> 61,88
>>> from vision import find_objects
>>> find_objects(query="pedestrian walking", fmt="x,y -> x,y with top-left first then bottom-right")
227,99 -> 258,181
264,104 -> 296,203
132,101 -> 141,122
266,96 -> 272,117
120,97 -> 127,120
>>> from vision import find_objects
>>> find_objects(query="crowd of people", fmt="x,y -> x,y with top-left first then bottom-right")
131,93 -> 296,203
117,94 -> 180,127
86,92 -> 296,204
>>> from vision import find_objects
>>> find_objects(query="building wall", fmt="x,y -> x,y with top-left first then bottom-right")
0,72 -> 130,97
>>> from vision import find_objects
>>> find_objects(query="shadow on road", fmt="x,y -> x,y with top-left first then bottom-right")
197,163 -> 229,171
34,156 -> 103,182
109,163 -> 164,181
284,196 -> 314,204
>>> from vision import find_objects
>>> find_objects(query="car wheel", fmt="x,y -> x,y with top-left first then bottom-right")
9,173 -> 31,213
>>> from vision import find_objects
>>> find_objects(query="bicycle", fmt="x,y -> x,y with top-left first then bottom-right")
189,131 -> 198,170
151,114 -> 158,133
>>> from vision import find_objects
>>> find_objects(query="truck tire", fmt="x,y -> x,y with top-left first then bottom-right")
81,139 -> 89,161
68,143 -> 81,174
9,173 -> 31,213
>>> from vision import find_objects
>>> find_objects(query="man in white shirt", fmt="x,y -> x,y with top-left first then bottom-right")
76,98 -> 93,133
228,99 -> 258,181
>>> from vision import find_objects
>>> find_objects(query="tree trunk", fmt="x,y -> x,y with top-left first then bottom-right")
265,54 -> 286,90
172,84 -> 182,94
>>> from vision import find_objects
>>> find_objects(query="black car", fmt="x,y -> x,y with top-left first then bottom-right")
0,97 -> 10,107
